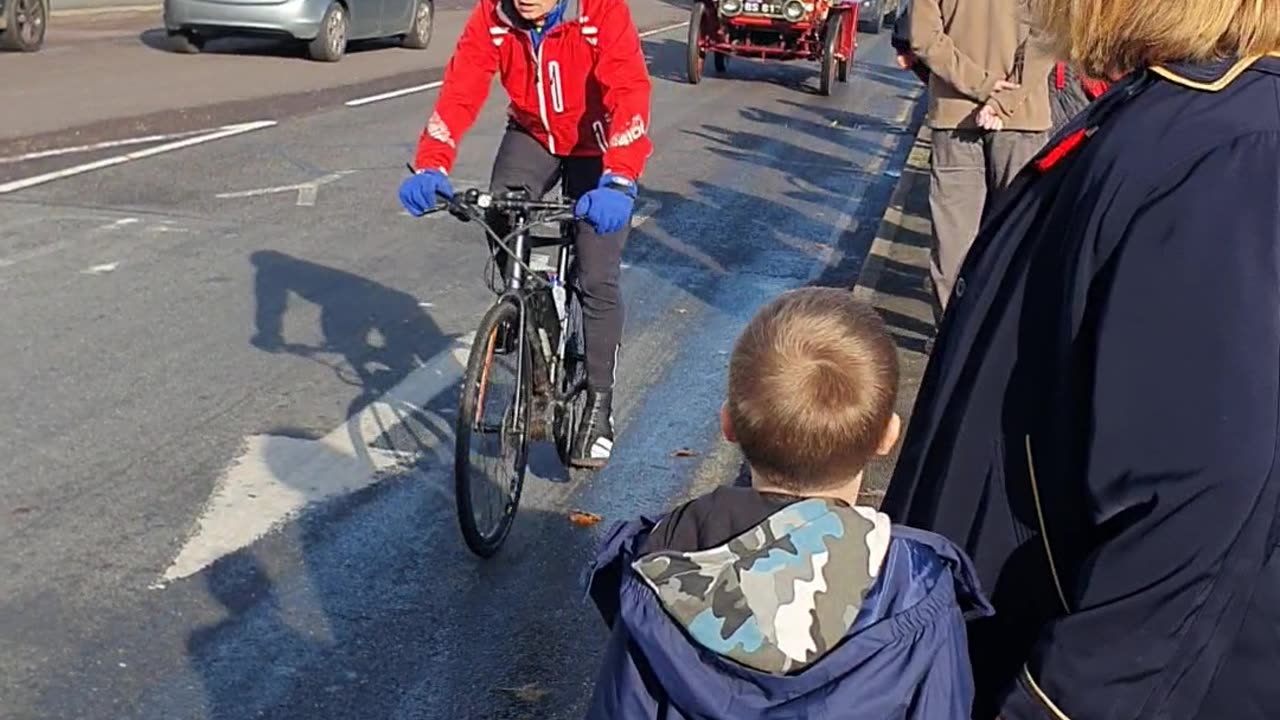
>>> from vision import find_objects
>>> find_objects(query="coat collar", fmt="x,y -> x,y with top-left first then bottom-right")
496,0 -> 583,30
1151,54 -> 1280,92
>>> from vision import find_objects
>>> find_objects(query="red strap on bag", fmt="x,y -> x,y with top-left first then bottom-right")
1081,78 -> 1109,99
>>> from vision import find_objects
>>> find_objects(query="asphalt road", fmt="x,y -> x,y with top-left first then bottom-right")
0,13 -> 925,719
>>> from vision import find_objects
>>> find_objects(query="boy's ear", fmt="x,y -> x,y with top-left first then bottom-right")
875,413 -> 902,456
720,402 -> 737,444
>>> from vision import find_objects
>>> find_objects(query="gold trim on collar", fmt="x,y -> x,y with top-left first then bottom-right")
1151,53 -> 1280,91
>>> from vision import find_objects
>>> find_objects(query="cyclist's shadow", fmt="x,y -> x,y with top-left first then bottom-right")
248,249 -> 459,461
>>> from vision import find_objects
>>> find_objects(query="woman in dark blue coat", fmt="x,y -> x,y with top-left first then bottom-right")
881,2 -> 1280,718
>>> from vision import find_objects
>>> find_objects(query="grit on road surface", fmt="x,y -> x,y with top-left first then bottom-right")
0,15 -> 925,719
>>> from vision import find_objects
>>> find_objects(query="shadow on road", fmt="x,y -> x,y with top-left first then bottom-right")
249,249 -> 449,397
177,251 -> 605,717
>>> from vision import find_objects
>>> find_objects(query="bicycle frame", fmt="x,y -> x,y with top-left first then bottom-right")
490,192 -> 580,410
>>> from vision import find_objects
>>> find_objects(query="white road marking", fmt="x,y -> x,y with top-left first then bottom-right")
631,199 -> 659,229
0,120 -> 277,195
0,129 -> 210,165
156,332 -> 475,585
215,170 -> 355,206
50,3 -> 160,17
82,262 -> 120,274
99,217 -> 141,230
345,81 -> 445,108
639,21 -> 690,37
342,21 -> 689,108
805,128 -> 901,282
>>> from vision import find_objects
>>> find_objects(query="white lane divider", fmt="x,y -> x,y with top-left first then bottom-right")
345,81 -> 445,108
155,331 -> 474,586
342,21 -> 690,108
0,129 -> 214,165
0,120 -> 278,196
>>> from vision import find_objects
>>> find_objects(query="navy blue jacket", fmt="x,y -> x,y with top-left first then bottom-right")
882,56 -> 1280,720
582,503 -> 994,720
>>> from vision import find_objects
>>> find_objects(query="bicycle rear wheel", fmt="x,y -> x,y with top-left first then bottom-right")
455,299 -> 530,557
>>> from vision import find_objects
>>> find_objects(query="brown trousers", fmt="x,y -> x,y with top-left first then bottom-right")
928,128 -> 1047,316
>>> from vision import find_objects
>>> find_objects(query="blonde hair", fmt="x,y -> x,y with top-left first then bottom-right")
1029,0 -> 1280,78
727,287 -> 899,492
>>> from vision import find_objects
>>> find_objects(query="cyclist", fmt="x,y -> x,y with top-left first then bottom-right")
398,0 -> 652,470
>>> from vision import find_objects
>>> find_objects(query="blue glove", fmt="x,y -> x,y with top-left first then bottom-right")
399,169 -> 454,216
575,174 -> 636,235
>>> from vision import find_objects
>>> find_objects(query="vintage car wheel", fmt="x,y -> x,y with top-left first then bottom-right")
0,0 -> 47,52
308,1 -> 348,62
713,52 -> 728,74
819,12 -> 844,96
686,3 -> 706,84
401,0 -> 433,49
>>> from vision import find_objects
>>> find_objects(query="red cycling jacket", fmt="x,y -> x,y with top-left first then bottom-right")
413,0 -> 653,182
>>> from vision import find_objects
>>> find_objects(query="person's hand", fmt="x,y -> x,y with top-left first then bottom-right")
895,52 -> 914,70
399,169 -> 454,216
977,102 -> 1005,131
575,174 -> 636,235
993,79 -> 1019,93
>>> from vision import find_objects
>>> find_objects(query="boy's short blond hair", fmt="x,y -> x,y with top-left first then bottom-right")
728,287 -> 899,492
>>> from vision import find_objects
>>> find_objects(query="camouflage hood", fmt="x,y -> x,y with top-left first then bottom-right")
630,497 -> 891,676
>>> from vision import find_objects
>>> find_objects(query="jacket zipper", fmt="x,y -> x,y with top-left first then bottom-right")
531,37 -> 556,154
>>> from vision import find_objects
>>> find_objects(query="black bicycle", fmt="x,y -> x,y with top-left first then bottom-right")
432,185 -> 590,557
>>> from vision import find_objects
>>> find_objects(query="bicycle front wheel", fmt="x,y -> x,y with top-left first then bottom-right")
455,299 -> 531,557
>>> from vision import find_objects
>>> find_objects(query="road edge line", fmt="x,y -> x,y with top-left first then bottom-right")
852,123 -> 931,305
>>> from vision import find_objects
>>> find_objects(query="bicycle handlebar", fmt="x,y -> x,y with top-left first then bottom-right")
404,166 -> 580,293
445,187 -> 576,215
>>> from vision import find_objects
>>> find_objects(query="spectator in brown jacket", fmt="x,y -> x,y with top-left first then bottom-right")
908,0 -> 1054,315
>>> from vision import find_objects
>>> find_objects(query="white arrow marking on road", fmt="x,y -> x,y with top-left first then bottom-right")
216,170 -> 356,206
156,332 -> 474,585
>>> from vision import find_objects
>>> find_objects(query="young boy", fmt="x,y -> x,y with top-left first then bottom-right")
583,287 -> 993,719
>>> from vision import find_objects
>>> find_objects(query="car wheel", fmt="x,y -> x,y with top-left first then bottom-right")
401,0 -> 432,49
167,29 -> 204,54
857,0 -> 882,34
819,11 -> 843,96
308,1 -> 348,62
686,3 -> 706,85
0,0 -> 48,52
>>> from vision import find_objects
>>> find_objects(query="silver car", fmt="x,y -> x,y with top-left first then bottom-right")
163,0 -> 433,61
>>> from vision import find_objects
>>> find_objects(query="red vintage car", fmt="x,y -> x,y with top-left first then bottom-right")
685,0 -> 859,96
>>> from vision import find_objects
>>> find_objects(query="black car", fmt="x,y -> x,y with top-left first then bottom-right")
856,0 -> 898,33
0,0 -> 47,51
